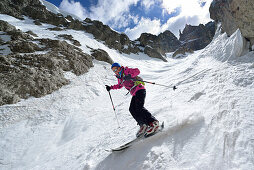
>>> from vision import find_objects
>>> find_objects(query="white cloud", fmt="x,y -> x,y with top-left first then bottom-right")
162,0 -> 213,37
161,0 -> 213,23
164,15 -> 200,38
129,14 -> 139,25
125,17 -> 162,40
89,0 -> 139,29
141,0 -> 156,10
59,0 -> 139,30
59,0 -> 88,19
125,0 -> 213,40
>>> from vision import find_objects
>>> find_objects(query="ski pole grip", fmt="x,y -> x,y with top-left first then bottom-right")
173,86 -> 177,90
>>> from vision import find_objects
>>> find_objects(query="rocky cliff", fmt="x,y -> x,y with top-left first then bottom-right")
179,22 -> 215,50
0,20 -> 93,105
209,0 -> 254,47
137,31 -> 181,61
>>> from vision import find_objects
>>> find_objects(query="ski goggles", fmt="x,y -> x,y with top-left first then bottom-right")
112,67 -> 118,73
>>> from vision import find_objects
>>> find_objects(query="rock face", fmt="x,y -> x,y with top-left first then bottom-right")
210,0 -> 254,46
57,34 -> 81,46
0,0 -> 68,25
179,22 -> 215,50
91,49 -> 114,64
136,30 -> 181,62
144,46 -> 167,62
172,47 -> 194,58
83,18 -> 140,54
0,20 -> 17,32
137,23 -> 215,59
0,21 -> 93,106
0,54 -> 70,105
138,30 -> 181,55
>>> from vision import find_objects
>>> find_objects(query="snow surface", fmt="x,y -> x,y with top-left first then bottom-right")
1,9 -> 254,170
39,0 -> 82,21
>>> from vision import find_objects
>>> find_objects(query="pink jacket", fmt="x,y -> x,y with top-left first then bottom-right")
110,66 -> 145,96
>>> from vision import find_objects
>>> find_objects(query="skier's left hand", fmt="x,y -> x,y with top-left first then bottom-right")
124,74 -> 132,80
105,85 -> 111,91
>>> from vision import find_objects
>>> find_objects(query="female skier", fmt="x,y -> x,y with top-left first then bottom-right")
105,63 -> 159,137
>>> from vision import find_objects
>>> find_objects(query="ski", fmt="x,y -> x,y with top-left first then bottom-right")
106,122 -> 164,152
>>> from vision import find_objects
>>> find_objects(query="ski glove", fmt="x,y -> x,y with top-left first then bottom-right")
124,74 -> 132,81
105,85 -> 111,91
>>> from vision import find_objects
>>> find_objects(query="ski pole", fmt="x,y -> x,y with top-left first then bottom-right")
133,79 -> 177,90
107,91 -> 120,128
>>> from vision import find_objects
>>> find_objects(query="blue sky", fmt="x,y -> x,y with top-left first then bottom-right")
45,0 -> 213,40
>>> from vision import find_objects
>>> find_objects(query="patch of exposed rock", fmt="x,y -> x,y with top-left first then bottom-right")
0,23 -> 93,106
25,31 -> 38,37
83,18 -> 140,54
0,20 -> 34,41
37,38 -> 93,76
0,20 -> 17,32
0,54 -> 70,105
179,22 -> 215,50
138,30 -> 181,56
144,46 -> 167,62
10,41 -> 41,53
0,0 -> 68,26
172,47 -> 194,58
91,49 -> 114,64
210,0 -> 254,47
48,27 -> 64,31
57,34 -> 81,46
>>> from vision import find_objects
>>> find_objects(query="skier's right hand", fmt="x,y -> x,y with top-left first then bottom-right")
105,85 -> 111,91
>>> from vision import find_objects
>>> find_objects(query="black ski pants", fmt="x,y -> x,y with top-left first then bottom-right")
129,89 -> 157,126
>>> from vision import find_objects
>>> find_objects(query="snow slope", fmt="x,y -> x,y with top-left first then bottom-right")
39,0 -> 82,21
0,11 -> 254,170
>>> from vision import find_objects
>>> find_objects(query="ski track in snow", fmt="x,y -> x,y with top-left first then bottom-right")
0,13 -> 254,170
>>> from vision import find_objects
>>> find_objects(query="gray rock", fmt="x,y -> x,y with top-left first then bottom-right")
144,46 -> 167,62
25,31 -> 38,37
0,0 -> 24,20
72,40 -> 81,46
57,34 -> 81,46
0,20 -> 16,32
10,41 -> 41,53
0,54 -> 69,103
48,27 -> 64,31
179,22 -> 215,50
138,30 -> 181,55
0,0 -> 68,26
0,88 -> 20,106
136,30 -> 181,61
0,30 -> 93,106
34,20 -> 42,25
38,39 -> 93,75
91,49 -> 114,64
172,47 -> 194,58
0,37 -> 4,45
210,0 -> 254,47
83,18 -> 140,54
